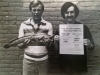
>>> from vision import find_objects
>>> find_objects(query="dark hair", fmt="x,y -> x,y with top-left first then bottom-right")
61,2 -> 79,19
29,1 -> 44,12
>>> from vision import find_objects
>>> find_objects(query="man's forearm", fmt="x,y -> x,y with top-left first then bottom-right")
17,43 -> 27,49
54,40 -> 59,51
87,43 -> 95,50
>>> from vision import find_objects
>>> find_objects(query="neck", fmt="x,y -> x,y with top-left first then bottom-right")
66,20 -> 75,24
32,18 -> 42,24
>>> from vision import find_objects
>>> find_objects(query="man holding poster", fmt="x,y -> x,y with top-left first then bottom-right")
54,2 -> 94,75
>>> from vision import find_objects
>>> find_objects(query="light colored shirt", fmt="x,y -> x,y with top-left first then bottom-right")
18,17 -> 53,61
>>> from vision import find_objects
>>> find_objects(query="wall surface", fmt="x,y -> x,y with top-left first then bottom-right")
0,0 -> 100,75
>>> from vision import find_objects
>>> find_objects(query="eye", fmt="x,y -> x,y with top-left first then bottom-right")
33,9 -> 36,12
65,12 -> 69,14
70,11 -> 74,14
37,9 -> 41,12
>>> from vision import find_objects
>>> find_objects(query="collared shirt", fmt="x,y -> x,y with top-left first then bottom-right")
19,17 -> 53,38
18,17 -> 53,61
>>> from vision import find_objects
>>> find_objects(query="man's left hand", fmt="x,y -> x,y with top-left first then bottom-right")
84,39 -> 93,48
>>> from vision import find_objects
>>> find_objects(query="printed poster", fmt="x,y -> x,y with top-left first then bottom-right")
59,24 -> 84,55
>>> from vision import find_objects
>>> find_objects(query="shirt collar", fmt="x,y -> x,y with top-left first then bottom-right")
29,17 -> 45,24
24,17 -> 45,25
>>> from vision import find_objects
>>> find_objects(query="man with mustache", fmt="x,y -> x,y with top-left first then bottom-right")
54,2 -> 94,75
18,0 -> 53,75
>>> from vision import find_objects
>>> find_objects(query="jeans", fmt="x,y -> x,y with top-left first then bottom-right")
23,58 -> 49,75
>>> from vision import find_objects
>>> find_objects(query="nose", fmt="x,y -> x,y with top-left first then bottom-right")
34,10 -> 39,15
68,12 -> 71,16
35,10 -> 38,13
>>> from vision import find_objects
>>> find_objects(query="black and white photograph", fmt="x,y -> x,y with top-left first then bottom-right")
0,0 -> 99,75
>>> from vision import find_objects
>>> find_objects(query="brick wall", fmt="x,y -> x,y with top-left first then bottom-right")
0,0 -> 100,75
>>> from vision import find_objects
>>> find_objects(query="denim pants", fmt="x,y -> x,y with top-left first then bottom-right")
23,58 -> 49,75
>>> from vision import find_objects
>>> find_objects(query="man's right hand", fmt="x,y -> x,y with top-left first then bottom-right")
24,38 -> 31,45
18,38 -> 31,49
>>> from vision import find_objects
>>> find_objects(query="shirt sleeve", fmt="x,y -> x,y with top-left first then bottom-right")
18,23 -> 25,38
55,27 -> 59,35
85,26 -> 94,45
84,25 -> 95,50
48,23 -> 53,36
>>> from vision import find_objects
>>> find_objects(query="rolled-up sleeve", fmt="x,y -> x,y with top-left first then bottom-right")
48,23 -> 53,36
18,23 -> 24,38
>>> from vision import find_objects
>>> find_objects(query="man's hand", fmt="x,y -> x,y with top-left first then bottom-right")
18,38 -> 31,49
84,39 -> 94,50
84,39 -> 91,46
24,38 -> 31,45
42,35 -> 53,43
54,35 -> 59,41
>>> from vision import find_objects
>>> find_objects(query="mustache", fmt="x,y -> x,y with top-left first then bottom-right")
66,16 -> 73,18
35,14 -> 39,16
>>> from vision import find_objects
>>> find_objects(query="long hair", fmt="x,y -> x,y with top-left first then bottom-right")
61,2 -> 79,19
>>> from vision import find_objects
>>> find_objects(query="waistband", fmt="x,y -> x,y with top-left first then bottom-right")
28,42 -> 45,46
25,53 -> 48,58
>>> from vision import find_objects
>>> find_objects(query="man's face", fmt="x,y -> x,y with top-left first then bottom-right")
31,4 -> 43,21
64,6 -> 75,23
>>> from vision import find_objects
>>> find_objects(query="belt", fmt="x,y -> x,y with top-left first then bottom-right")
25,53 -> 48,58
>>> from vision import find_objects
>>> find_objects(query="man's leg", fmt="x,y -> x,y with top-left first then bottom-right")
23,58 -> 36,75
38,59 -> 49,75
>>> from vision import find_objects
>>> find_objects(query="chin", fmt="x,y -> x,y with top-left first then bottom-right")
68,20 -> 73,22
34,18 -> 40,20
68,19 -> 73,21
